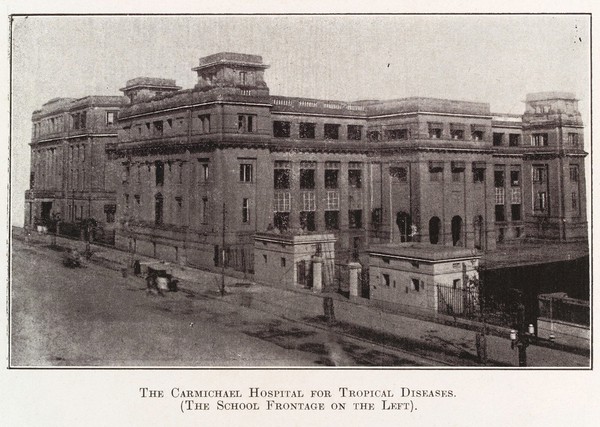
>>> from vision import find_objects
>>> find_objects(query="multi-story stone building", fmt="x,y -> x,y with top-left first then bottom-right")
25,95 -> 127,230
111,52 -> 587,273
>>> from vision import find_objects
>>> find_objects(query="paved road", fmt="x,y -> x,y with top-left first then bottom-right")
10,240 -> 428,367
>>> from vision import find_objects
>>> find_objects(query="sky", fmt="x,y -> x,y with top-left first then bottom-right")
9,14 -> 591,227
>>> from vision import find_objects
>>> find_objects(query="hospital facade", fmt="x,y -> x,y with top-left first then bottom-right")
26,52 -> 587,273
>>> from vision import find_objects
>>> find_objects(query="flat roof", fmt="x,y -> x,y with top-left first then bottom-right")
369,243 -> 481,262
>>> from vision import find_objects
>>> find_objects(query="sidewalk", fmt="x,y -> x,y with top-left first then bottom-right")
14,228 -> 590,367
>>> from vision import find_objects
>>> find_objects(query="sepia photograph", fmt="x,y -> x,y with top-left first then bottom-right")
8,13 -> 591,369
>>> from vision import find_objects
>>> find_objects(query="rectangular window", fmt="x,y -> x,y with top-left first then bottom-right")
535,191 -> 547,212
571,192 -> 579,211
153,121 -> 163,135
299,211 -> 316,231
471,130 -> 484,141
509,134 -> 521,146
429,162 -> 443,182
274,212 -> 290,232
240,164 -> 253,182
325,211 -> 339,230
199,114 -> 211,133
238,114 -> 255,133
155,161 -> 164,186
411,278 -> 420,292
473,168 -> 485,183
450,128 -> 464,140
154,195 -> 163,225
80,111 -> 86,129
569,165 -> 579,182
493,133 -> 504,146
367,130 -> 381,142
273,121 -> 291,138
386,128 -> 408,140
274,161 -> 291,189
568,133 -> 579,146
532,166 -> 547,183
302,192 -> 316,211
325,162 -> 340,189
106,111 -> 116,125
348,210 -> 363,229
495,187 -> 505,205
510,170 -> 520,186
242,198 -> 250,223
429,123 -> 442,139
390,166 -> 408,182
202,197 -> 209,224
451,162 -> 465,183
134,194 -> 141,205
348,165 -> 362,188
494,170 -> 504,187
325,191 -> 340,210
298,162 -> 315,190
511,204 -> 521,221
324,123 -> 340,140
531,133 -> 548,146
299,122 -> 316,139
274,192 -> 291,212
347,125 -> 363,140
382,274 -> 390,287
511,188 -> 522,204
495,205 -> 505,222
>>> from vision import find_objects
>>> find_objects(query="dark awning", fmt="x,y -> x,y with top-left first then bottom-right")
429,161 -> 444,171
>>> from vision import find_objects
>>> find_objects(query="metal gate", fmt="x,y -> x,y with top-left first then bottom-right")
437,284 -> 478,318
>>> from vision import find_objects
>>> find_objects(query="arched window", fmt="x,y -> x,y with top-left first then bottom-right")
154,193 -> 164,225
396,212 -> 412,242
451,215 -> 463,246
429,216 -> 441,244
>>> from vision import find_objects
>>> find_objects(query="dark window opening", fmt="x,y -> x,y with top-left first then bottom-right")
472,130 -> 484,141
349,210 -> 363,229
396,212 -> 412,242
509,134 -> 520,146
495,205 -> 505,222
238,114 -> 255,133
154,194 -> 164,225
390,167 -> 408,182
494,171 -> 504,187
300,211 -> 316,231
300,169 -> 315,189
451,215 -> 463,246
347,125 -> 363,140
493,133 -> 504,146
372,208 -> 382,229
411,278 -> 420,292
325,169 -> 339,189
382,274 -> 390,287
155,161 -> 164,186
273,121 -> 291,138
473,168 -> 485,183
299,122 -> 316,139
569,166 -> 579,182
242,198 -> 250,223
324,123 -> 340,140
325,211 -> 339,230
532,133 -> 548,147
429,217 -> 441,244
153,121 -> 163,135
511,171 -> 520,186
450,129 -> 464,140
30,172 -> 35,189
533,167 -> 547,183
274,168 -> 291,189
240,164 -> 253,182
386,128 -> 408,140
429,126 -> 442,139
274,212 -> 290,232
511,204 -> 521,221
367,131 -> 382,142
348,169 -> 362,188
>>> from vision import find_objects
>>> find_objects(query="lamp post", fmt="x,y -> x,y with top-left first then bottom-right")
510,303 -> 535,367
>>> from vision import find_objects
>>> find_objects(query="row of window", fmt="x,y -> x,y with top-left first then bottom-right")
33,111 -> 118,138
273,161 -> 362,190
272,209 -> 363,232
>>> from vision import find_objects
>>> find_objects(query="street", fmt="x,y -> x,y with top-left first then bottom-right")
10,239 -> 429,367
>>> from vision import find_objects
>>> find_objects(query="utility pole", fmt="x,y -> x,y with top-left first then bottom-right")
221,202 -> 226,297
